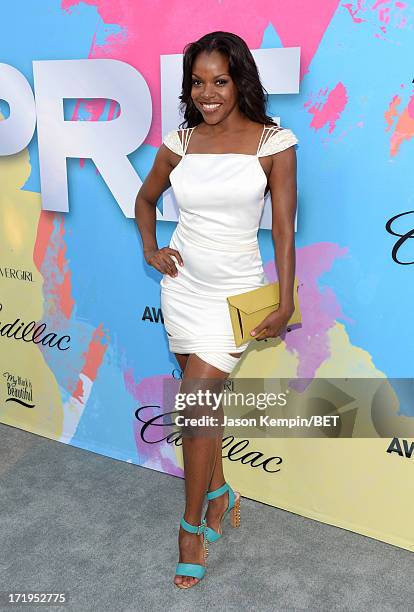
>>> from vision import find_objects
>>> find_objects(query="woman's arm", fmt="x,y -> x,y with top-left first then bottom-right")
269,144 -> 297,317
134,143 -> 173,254
134,143 -> 183,276
250,144 -> 297,340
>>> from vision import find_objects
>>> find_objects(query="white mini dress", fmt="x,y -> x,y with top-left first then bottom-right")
160,124 -> 299,373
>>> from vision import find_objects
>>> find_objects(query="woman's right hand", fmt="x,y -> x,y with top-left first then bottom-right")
144,247 -> 184,277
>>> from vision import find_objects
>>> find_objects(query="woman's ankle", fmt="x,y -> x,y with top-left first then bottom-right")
208,480 -> 226,494
206,492 -> 228,515
182,513 -> 203,527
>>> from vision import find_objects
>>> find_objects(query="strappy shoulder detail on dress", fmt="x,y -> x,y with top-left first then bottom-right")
256,125 -> 299,158
163,129 -> 184,156
163,128 -> 196,156
163,125 -> 298,157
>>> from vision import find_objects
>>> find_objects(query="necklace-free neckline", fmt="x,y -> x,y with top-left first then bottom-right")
169,152 -> 269,194
181,123 -> 282,157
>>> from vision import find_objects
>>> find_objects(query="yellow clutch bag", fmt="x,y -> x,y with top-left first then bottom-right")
227,277 -> 302,347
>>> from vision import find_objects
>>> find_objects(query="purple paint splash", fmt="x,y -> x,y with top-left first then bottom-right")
124,369 -> 183,476
264,242 -> 349,380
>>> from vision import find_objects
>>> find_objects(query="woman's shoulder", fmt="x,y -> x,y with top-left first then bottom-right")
258,124 -> 299,158
162,127 -> 193,156
162,129 -> 184,156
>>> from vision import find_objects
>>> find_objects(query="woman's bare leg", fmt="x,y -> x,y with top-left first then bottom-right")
173,353 -> 229,588
204,351 -> 242,533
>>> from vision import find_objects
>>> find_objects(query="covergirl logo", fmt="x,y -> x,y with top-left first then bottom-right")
0,302 -> 71,350
0,266 -> 34,282
134,405 -> 283,474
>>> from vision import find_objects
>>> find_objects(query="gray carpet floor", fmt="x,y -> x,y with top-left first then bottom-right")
0,423 -> 413,612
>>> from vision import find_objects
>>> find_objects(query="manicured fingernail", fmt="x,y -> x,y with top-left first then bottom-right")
251,331 -> 256,336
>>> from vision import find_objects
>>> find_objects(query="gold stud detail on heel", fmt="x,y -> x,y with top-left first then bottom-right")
230,494 -> 241,528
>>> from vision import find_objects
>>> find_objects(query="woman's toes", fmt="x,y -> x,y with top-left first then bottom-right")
174,575 -> 183,587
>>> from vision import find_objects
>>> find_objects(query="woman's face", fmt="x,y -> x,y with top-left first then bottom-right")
190,50 -> 239,123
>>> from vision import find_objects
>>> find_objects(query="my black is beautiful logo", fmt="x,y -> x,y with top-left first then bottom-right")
3,371 -> 35,408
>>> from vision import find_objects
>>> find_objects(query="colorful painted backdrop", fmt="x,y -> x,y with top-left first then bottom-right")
1,1 -> 413,551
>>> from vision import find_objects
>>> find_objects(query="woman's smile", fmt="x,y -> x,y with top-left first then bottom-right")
200,102 -> 223,114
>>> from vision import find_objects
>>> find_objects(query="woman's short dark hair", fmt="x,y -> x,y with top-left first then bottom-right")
178,31 -> 278,129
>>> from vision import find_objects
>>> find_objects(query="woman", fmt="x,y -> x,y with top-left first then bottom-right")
135,31 -> 298,589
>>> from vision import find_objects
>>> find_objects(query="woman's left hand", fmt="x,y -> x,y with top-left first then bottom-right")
250,306 -> 294,341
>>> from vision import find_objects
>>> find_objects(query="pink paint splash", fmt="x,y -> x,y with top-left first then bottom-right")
73,325 -> 109,400
264,242 -> 349,380
385,91 -> 414,156
33,211 -> 55,273
343,0 -> 410,37
33,210 -> 110,404
35,213 -> 75,324
384,94 -> 401,132
81,325 -> 109,381
305,82 -> 348,133
342,0 -> 367,23
373,0 -> 391,25
124,369 -> 183,476
61,0 -> 341,145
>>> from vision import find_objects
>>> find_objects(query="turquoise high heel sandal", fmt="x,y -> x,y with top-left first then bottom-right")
175,516 -> 208,589
204,482 -> 241,544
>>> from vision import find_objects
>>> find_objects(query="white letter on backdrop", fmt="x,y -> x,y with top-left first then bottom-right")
0,63 -> 36,155
33,59 -> 152,217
